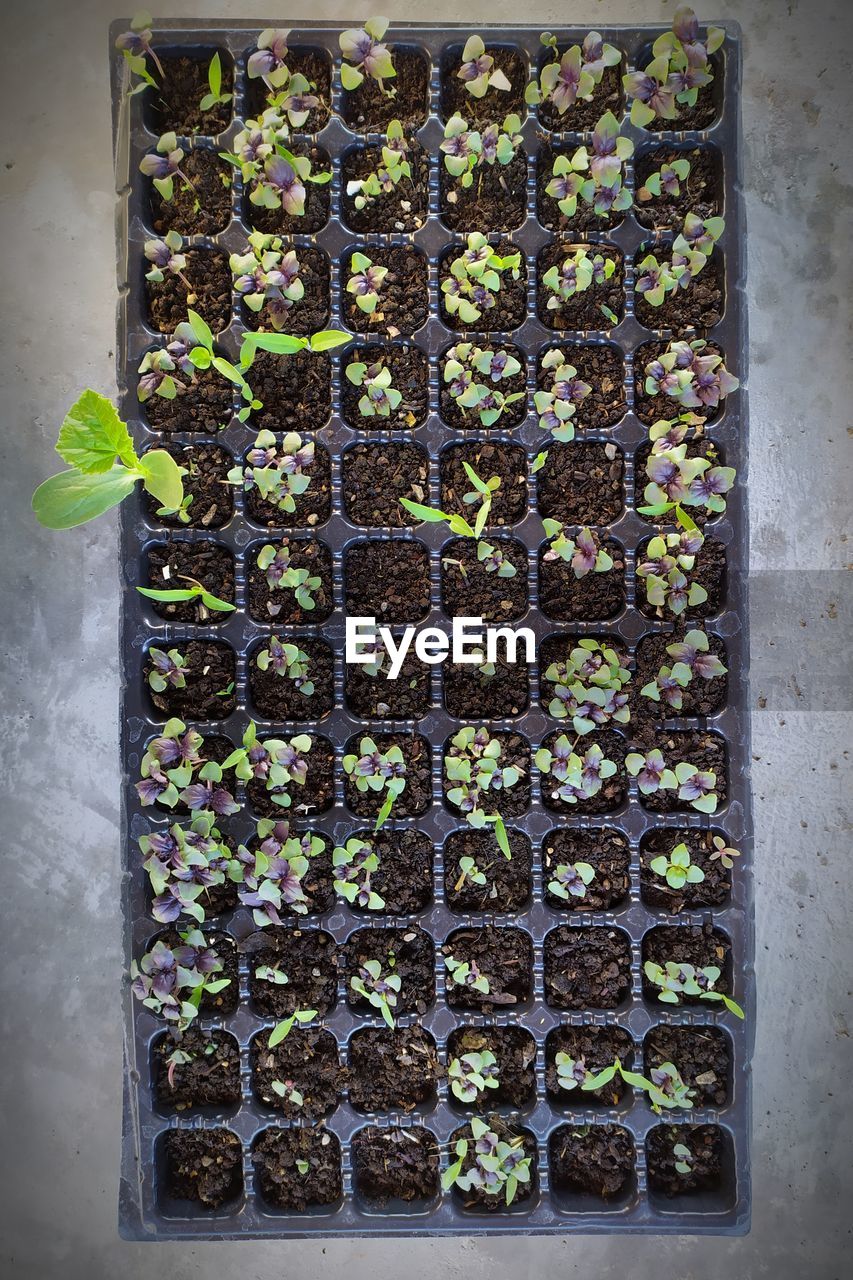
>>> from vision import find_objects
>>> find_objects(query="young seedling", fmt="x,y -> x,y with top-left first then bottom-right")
139,133 -> 206,208
534,349 -> 592,442
442,232 -> 522,327
454,855 -> 488,893
636,212 -> 725,306
138,577 -> 236,616
257,543 -> 322,613
139,812 -> 241,925
115,10 -> 163,93
332,836 -> 385,910
444,726 -> 523,857
649,841 -> 705,890
448,1051 -> 500,1103
548,861 -> 596,901
640,630 -> 727,710
227,429 -> 315,515
229,722 -> 314,809
626,749 -> 718,812
231,233 -> 304,330
346,251 -> 389,316
543,247 -> 616,311
134,717 -> 240,815
624,7 -> 724,128
526,30 -> 621,115
535,737 -> 618,806
247,30 -> 323,128
673,1141 -> 694,1175
647,1062 -> 695,1112
142,309 -> 260,422
346,119 -> 413,210
541,522 -> 614,579
255,963 -> 288,986
32,390 -> 184,530
339,17 -> 397,95
146,646 -> 188,693
442,1117 -> 532,1206
220,108 -> 331,214
441,113 -> 523,192
444,342 -> 524,427
351,958 -> 401,1028
268,1008 -> 318,1048
346,360 -> 403,418
544,638 -> 631,732
709,835 -> 741,869
199,51 -> 233,112
235,829 -> 322,925
637,157 -> 692,203
456,35 -> 512,99
130,929 -> 231,1029
256,636 -> 316,697
645,339 -> 739,412
644,959 -> 744,1018
343,736 -> 407,832
144,230 -> 196,300
636,522 -> 709,616
545,112 -> 634,220
445,955 -> 491,996
401,461 -> 499,539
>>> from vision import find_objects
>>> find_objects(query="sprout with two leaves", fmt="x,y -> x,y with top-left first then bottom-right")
636,522 -> 709,617
230,233 -> 304,330
346,120 -> 413,210
139,133 -> 206,208
448,1051 -> 500,1104
267,1008 -> 319,1049
534,349 -> 592,442
146,646 -> 188,694
199,52 -> 233,113
640,629 -> 727,711
545,112 -> 634,220
624,7 -> 724,128
332,836 -> 385,911
442,1117 -> 532,1206
401,461 -> 503,541
444,725 -> 524,856
347,252 -> 389,316
543,247 -> 616,310
442,233 -> 522,327
456,35 -> 513,99
346,360 -> 403,418
139,812 -> 241,925
135,718 -> 240,815
228,429 -> 315,515
444,342 -> 525,427
548,861 -> 596,902
644,959 -> 744,1019
144,230 -> 198,299
256,636 -> 316,697
535,737 -> 618,807
351,959 -> 401,1029
526,31 -> 621,115
626,749 -> 719,813
649,841 -> 706,890
542,522 -> 614,579
441,113 -> 523,191
115,11 -> 164,94
544,638 -> 631,732
339,17 -> 397,95
131,928 -> 231,1030
445,955 -> 490,997
343,736 -> 407,832
257,543 -> 322,613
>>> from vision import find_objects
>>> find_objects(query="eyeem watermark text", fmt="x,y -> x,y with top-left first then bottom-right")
346,617 -> 535,680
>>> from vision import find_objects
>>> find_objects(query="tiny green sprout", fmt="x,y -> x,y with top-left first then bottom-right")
543,247 -> 615,309
147,646 -> 188,693
673,1141 -> 694,1175
442,232 -> 522,327
477,541 -> 518,579
257,543 -> 321,613
255,964 -> 289,985
270,1079 -> 304,1107
351,958 -> 401,1029
457,35 -> 512,99
649,841 -> 705,890
138,577 -> 236,615
256,636 -> 315,696
347,251 -> 389,315
442,1116 -> 532,1206
544,638 -> 631,732
199,51 -> 233,112
228,429 -> 315,513
401,462 -> 498,539
339,17 -> 397,95
624,8 -> 724,128
534,348 -> 592,441
445,954 -> 490,996
541,522 -> 614,579
115,11 -> 163,95
548,861 -> 595,901
535,736 -> 617,806
554,1052 -> 618,1092
346,360 -> 403,418
454,855 -> 487,892
444,342 -> 524,426
342,736 -> 407,832
295,1158 -> 310,1175
32,390 -> 184,531
268,1008 -> 318,1048
709,835 -> 740,870
531,450 -> 548,474
638,157 -> 691,203
448,1051 -> 499,1103
332,836 -> 385,910
526,31 -> 621,114
636,522 -> 708,617
643,959 -> 744,1019
346,120 -> 413,209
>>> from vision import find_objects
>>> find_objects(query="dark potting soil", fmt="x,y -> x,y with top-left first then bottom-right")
344,649 -> 431,721
348,1026 -> 439,1111
632,729 -> 727,811
635,253 -> 724,333
341,47 -> 430,132
633,338 -> 726,425
149,147 -> 232,237
143,442 -> 234,528
635,439 -> 727,529
537,242 -> 625,331
163,1127 -> 242,1207
637,534 -> 726,620
143,367 -> 233,434
442,926 -> 533,1011
443,729 -> 531,818
341,140 -> 430,234
343,245 -> 429,336
544,925 -> 632,1010
440,46 -> 528,123
343,732 -> 432,819
344,925 -> 436,1017
342,441 -> 430,526
439,150 -> 528,234
158,927 -> 239,1016
343,829 -> 433,915
145,53 -> 234,136
146,247 -> 231,335
244,47 -> 332,133
539,728 -> 628,815
646,63 -> 720,132
241,247 -> 330,337
542,826 -> 631,911
440,535 -> 529,622
443,827 -> 532,913
634,146 -> 722,232
538,538 -> 627,622
252,1126 -> 342,1210
642,923 -> 733,1005
248,349 -> 331,433
247,536 -> 333,625
439,342 -> 528,430
549,1123 -> 634,1198
352,1126 -> 439,1204
537,61 -> 624,133
152,1026 -> 241,1112
344,538 -> 431,623
440,441 -> 528,527
443,656 -> 531,720
536,143 -> 628,236
545,1024 -> 634,1106
146,540 -> 235,623
536,440 -> 625,525
640,827 -> 733,913
249,637 -> 334,722
245,926 -> 338,1017
247,143 -> 331,236
340,343 -> 429,430
536,342 -> 627,431
250,1026 -> 344,1118
246,736 -> 335,818
446,1025 -> 537,1109
439,237 -> 527,333
632,629 -> 728,721
145,638 -> 236,720
243,827 -> 335,915
448,1119 -> 536,1210
244,443 -> 331,530
646,1124 -> 723,1196
644,1025 -> 731,1109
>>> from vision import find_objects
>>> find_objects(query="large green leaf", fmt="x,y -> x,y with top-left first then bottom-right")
32,467 -> 137,529
140,448 -> 185,510
56,390 -> 138,473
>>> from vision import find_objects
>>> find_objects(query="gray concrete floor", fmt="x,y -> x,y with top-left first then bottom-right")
1,0 -> 851,1275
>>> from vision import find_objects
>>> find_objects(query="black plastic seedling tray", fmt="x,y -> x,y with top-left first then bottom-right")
113,19 -> 752,1238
